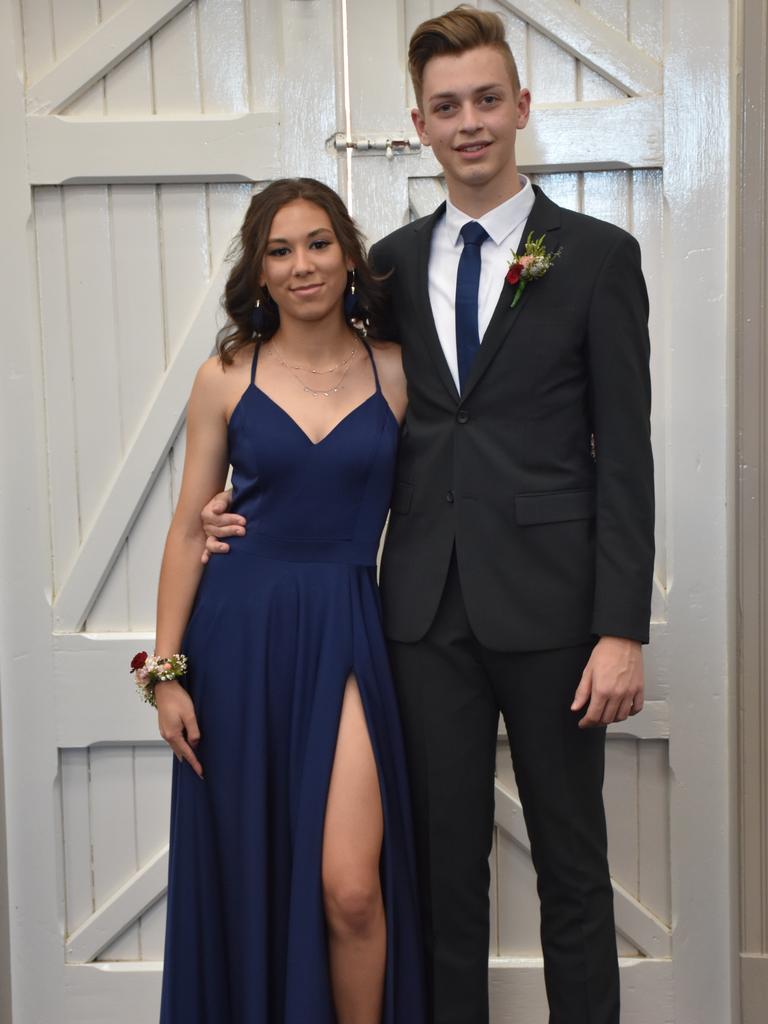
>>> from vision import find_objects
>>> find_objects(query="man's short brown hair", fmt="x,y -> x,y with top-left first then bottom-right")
408,5 -> 521,109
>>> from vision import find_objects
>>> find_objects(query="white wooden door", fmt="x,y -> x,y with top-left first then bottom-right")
0,1 -> 736,1022
342,2 -> 735,1023
0,1 -> 342,1020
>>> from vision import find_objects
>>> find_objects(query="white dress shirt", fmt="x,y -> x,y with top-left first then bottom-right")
428,176 -> 536,391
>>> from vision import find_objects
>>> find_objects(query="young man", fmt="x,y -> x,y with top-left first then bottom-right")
203,7 -> 654,1023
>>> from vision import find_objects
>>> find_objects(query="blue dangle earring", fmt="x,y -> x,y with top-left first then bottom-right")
251,297 -> 267,336
344,269 -> 362,321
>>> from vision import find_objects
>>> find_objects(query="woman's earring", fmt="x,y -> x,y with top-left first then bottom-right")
344,269 -> 360,320
251,298 -> 266,336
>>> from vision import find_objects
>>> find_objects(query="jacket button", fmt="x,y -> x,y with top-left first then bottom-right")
456,409 -> 470,424
445,490 -> 455,504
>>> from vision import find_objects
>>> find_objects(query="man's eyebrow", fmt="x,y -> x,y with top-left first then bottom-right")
427,82 -> 506,103
266,228 -> 333,244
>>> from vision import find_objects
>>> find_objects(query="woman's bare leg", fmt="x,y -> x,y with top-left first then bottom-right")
322,675 -> 386,1024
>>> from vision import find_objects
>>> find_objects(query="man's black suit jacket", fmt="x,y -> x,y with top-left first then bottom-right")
369,185 -> 654,652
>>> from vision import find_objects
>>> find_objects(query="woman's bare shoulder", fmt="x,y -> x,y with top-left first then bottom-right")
196,345 -> 254,388
368,339 -> 404,382
368,339 -> 407,421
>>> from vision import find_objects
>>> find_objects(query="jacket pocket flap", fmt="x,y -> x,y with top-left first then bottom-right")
515,488 -> 595,525
390,481 -> 413,515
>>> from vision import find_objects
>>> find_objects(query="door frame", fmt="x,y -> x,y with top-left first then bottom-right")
736,0 -> 768,1019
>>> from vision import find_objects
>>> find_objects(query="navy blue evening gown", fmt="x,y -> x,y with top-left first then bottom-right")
159,340 -> 425,1023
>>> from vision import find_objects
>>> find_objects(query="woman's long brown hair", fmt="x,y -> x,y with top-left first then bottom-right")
216,178 -> 387,364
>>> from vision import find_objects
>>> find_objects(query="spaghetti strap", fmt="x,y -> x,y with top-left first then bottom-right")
250,340 -> 261,387
361,338 -> 382,394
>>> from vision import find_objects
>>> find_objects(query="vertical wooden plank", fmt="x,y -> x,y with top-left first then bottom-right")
135,744 -> 172,958
489,827 -> 500,957
60,749 -> 94,940
529,172 -> 580,212
34,187 -> 82,590
105,44 -> 154,115
629,0 -> 663,62
110,186 -> 166,449
198,0 -> 248,113
279,0 -> 338,185
528,27 -> 577,104
584,0 -> 629,33
582,169 -> 631,229
50,0 -> 99,59
152,2 -> 202,114
482,1 -> 528,89
738,0 -> 768,989
54,0 -> 104,115
20,0 -> 56,82
159,184 -> 211,359
103,0 -> 154,122
89,746 -> 140,959
108,183 -> 172,629
155,180 -> 211,530
87,548 -> 131,630
128,465 -> 173,631
207,183 -> 252,267
62,186 -> 122,531
61,185 -> 129,630
580,0 -> 628,100
496,831 -> 542,956
664,16 -> 734,971
346,0 -> 412,236
245,0 -> 281,112
1,7 -> 71,1015
637,740 -> 671,924
605,736 -> 641,957
604,738 -> 640,900
631,168 -> 666,616
495,738 -> 541,956
405,0 -> 434,108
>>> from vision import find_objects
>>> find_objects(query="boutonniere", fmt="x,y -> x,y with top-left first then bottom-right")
506,232 -> 563,308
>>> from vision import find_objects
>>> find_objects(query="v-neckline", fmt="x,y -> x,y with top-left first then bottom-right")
255,386 -> 379,446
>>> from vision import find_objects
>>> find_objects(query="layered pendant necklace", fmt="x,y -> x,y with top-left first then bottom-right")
269,338 -> 358,398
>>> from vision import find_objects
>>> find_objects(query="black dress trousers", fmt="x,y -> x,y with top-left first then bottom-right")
387,556 -> 620,1024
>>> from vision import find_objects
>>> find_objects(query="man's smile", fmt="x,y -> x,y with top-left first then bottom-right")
454,141 -> 492,156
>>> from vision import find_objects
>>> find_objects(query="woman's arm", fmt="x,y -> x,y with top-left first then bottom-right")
153,358 -> 231,776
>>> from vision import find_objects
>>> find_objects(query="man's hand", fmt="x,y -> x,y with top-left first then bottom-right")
200,489 -> 245,564
571,636 -> 644,728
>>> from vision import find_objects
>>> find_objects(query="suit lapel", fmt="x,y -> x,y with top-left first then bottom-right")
412,203 -> 461,404
461,186 -> 562,402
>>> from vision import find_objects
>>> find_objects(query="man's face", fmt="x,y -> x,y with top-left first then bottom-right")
412,46 -> 530,200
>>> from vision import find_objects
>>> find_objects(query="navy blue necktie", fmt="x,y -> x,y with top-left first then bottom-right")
455,221 -> 489,392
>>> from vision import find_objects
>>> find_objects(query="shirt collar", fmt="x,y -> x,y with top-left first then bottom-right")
445,175 -> 535,247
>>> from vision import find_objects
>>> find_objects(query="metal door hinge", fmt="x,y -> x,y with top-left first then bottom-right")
330,132 -> 422,160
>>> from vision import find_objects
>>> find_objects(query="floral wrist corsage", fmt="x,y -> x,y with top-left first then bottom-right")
130,651 -> 188,708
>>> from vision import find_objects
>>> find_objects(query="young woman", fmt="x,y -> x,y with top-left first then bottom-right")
144,179 -> 424,1023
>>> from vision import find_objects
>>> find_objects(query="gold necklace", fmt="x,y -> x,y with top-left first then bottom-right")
270,340 -> 357,375
283,361 -> 355,398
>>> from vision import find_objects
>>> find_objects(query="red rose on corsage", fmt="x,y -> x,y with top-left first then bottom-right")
506,231 -> 562,308
130,651 -> 148,672
129,651 -> 188,708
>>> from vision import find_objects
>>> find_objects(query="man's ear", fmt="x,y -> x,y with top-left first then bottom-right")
516,88 -> 532,131
411,106 -> 429,146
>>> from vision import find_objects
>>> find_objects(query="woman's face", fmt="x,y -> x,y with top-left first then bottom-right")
259,199 -> 353,326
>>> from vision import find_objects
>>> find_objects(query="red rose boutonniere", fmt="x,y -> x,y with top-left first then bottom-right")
506,232 -> 563,308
